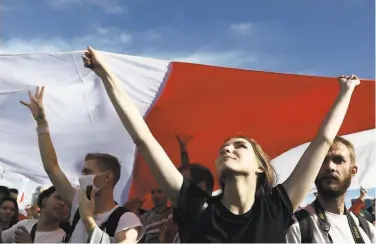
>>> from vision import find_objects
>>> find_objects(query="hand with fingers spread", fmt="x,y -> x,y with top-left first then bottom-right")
338,74 -> 360,91
176,134 -> 194,166
13,226 -> 33,243
20,86 -> 46,125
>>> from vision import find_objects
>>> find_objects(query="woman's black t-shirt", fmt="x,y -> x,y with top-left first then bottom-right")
176,179 -> 293,243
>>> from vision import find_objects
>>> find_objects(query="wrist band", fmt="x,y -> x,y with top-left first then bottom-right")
34,115 -> 47,124
36,124 -> 50,135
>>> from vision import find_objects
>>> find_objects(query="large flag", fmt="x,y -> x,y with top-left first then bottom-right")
0,51 -> 374,206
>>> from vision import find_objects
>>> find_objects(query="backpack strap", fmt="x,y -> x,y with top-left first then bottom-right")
356,214 -> 372,241
59,221 -> 72,234
293,209 -> 313,243
62,209 -> 81,243
30,223 -> 37,242
99,207 -> 130,237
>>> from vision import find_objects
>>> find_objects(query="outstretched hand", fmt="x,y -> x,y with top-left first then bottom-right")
20,86 -> 46,124
338,75 -> 360,90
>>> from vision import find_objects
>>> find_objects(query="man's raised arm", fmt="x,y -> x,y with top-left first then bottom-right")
20,87 -> 76,207
282,75 -> 360,211
82,47 -> 183,206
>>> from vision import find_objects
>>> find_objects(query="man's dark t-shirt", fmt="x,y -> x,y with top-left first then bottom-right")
176,179 -> 293,243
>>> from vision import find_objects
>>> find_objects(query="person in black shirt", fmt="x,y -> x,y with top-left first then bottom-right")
81,48 -> 360,242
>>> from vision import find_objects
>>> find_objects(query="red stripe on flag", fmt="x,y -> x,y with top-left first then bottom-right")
129,62 -> 375,209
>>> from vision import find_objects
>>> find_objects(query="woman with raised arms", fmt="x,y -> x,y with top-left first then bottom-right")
82,47 -> 360,243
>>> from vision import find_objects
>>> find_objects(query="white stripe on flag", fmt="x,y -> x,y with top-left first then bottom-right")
272,129 -> 376,190
0,52 -> 170,204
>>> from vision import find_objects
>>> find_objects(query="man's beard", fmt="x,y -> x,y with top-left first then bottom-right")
315,172 -> 352,199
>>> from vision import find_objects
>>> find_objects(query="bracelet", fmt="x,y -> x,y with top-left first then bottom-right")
34,115 -> 47,124
36,124 -> 50,135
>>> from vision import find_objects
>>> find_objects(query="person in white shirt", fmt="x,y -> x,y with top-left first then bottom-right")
0,186 -> 68,243
286,136 -> 376,243
20,89 -> 144,243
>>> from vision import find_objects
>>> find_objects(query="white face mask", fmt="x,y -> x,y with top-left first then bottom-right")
78,174 -> 107,195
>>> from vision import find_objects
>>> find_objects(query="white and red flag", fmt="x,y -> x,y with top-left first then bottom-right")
0,51 -> 374,208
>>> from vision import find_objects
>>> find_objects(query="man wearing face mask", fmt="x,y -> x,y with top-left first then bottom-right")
20,87 -> 144,243
0,186 -> 67,243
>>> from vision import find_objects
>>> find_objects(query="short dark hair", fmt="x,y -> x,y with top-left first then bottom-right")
179,163 -> 214,193
9,188 -> 18,194
37,186 -> 56,209
85,153 -> 121,186
0,186 -> 10,197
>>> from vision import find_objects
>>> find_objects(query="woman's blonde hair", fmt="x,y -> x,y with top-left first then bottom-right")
220,136 -> 277,196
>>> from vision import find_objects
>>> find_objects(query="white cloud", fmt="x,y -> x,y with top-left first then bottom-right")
0,27 -> 132,54
0,26 -> 261,70
141,30 -> 163,41
47,0 -> 125,14
86,0 -> 124,14
47,0 -> 82,7
148,51 -> 258,68
0,37 -> 258,70
103,5 -> 123,14
1,35 -> 256,69
119,33 -> 133,44
229,22 -> 254,36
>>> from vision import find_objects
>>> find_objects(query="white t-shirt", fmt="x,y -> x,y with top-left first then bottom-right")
1,219 -> 66,243
286,204 -> 376,243
69,192 -> 144,243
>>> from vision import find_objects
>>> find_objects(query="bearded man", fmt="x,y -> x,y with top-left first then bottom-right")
286,136 -> 376,243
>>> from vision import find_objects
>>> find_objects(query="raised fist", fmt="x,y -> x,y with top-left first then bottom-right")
338,74 -> 360,90
82,47 -> 107,75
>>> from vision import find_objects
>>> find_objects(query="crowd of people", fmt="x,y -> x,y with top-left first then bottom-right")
0,46 -> 375,243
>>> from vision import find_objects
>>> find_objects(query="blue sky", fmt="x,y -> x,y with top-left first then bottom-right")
0,0 -> 375,207
1,0 -> 375,79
